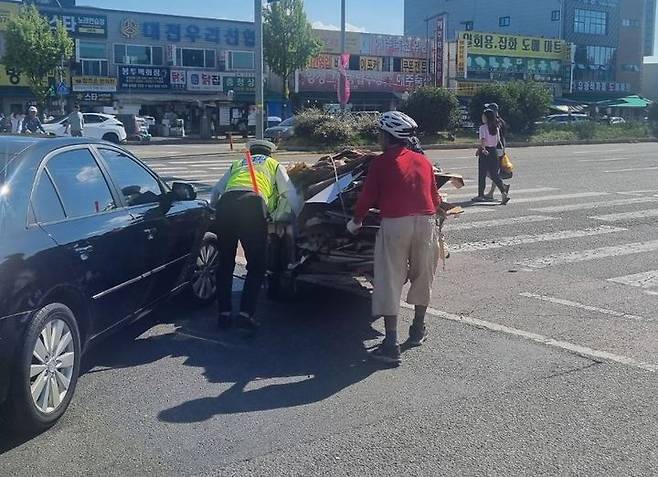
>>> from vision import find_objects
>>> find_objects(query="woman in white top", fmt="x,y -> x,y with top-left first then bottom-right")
10,112 -> 24,134
473,108 -> 510,204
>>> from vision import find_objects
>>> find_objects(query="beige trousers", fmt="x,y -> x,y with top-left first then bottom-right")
372,215 -> 440,317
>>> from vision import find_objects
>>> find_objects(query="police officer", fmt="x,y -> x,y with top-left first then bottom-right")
210,139 -> 301,331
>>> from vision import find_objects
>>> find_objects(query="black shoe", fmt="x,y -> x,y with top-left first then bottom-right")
217,312 -> 232,330
369,341 -> 401,365
236,313 -> 260,333
408,324 -> 428,347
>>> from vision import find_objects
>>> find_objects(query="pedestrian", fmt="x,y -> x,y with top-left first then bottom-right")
10,111 -> 24,134
65,104 -> 85,137
210,139 -> 301,332
472,108 -> 510,204
483,103 -> 509,200
347,111 -> 442,366
21,106 -> 46,135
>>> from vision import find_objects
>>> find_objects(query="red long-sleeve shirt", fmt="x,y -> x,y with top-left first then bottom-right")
354,145 -> 441,222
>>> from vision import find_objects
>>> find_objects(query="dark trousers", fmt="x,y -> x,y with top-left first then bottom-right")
478,147 -> 506,196
71,130 -> 83,137
215,191 -> 268,316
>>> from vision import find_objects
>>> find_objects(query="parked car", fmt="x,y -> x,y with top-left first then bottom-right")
538,113 -> 590,125
264,116 -> 296,141
608,116 -> 626,125
42,113 -> 128,144
0,136 -> 219,433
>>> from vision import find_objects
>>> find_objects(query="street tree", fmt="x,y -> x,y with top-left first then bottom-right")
401,87 -> 461,135
648,101 -> 658,135
3,5 -> 73,109
263,0 -> 322,100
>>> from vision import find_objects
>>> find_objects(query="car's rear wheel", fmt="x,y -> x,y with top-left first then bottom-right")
102,132 -> 120,144
187,233 -> 220,307
5,303 -> 81,434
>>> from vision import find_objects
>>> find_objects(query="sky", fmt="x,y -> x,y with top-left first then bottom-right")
80,0 -> 657,61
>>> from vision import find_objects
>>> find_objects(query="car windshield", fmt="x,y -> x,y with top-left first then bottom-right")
279,117 -> 295,127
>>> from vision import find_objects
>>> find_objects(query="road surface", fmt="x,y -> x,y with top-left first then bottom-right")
1,142 -> 657,476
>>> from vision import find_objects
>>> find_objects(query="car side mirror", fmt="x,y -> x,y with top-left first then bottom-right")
171,182 -> 197,201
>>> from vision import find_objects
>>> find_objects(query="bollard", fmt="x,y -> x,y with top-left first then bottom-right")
228,132 -> 234,151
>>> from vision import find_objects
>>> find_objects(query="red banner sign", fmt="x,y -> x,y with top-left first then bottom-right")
298,69 -> 432,94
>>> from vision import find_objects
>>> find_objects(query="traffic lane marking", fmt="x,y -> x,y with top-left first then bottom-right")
447,215 -> 558,232
508,192 -> 610,204
531,197 -> 658,213
604,166 -> 658,173
519,292 -> 651,323
590,209 -> 658,222
450,225 -> 625,253
446,187 -> 558,200
400,303 -> 657,373
608,270 -> 658,289
518,240 -> 658,269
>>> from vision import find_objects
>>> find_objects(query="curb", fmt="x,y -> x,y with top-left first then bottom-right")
282,137 -> 658,153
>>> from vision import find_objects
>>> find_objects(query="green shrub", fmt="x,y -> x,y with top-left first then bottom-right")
470,81 -> 551,134
531,126 -> 577,142
648,102 -> 658,135
353,115 -> 380,143
572,122 -> 597,140
401,86 -> 460,134
311,117 -> 354,145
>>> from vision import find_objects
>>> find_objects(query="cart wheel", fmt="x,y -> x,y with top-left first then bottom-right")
267,273 -> 298,301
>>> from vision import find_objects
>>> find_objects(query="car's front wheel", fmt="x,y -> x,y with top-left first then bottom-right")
5,303 -> 81,434
187,233 -> 220,307
102,132 -> 120,144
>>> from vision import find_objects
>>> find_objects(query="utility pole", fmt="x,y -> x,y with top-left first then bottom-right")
255,0 -> 264,139
339,0 -> 346,113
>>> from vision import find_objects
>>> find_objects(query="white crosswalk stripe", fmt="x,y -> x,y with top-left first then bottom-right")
607,270 -> 658,289
446,187 -> 558,200
531,197 -> 658,213
451,225 -> 624,253
518,240 -> 658,269
448,215 -> 558,231
590,209 -> 658,222
507,192 -> 609,204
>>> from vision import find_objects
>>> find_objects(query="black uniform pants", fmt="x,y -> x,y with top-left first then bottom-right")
215,191 -> 268,316
478,147 -> 506,197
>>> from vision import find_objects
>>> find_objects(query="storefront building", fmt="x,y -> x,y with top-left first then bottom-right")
0,1 -> 257,133
404,0 -> 647,99
294,29 -> 433,111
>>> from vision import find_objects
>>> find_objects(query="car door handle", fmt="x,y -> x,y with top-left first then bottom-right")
73,244 -> 93,261
143,227 -> 157,240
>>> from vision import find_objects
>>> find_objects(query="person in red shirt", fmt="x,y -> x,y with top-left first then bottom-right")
347,111 -> 441,365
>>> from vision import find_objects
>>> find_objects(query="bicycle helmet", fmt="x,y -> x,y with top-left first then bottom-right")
379,111 -> 418,139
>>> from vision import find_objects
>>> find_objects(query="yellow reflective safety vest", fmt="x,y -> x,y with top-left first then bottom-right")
225,154 -> 280,213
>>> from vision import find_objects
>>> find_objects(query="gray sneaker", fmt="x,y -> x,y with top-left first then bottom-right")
408,324 -> 428,347
369,342 -> 401,365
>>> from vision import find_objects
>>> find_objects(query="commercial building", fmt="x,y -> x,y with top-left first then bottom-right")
294,29 -> 433,111
404,0 -> 648,98
642,63 -> 658,100
0,0 -> 258,134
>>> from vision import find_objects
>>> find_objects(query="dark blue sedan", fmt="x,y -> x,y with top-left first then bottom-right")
0,136 -> 219,433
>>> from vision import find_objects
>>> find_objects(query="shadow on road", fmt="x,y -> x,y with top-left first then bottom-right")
85,284 -> 383,424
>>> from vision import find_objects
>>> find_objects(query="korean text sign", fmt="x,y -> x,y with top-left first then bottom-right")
459,32 -> 570,60
119,67 -> 170,90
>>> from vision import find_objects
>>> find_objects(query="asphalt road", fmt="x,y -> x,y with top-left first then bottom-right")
1,142 -> 657,476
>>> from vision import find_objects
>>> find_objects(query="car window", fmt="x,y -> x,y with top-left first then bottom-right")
46,148 -> 116,219
98,149 -> 163,206
32,172 -> 66,224
84,114 -> 106,124
279,117 -> 295,127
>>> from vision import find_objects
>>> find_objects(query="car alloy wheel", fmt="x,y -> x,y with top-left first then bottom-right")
191,239 -> 219,302
29,318 -> 76,414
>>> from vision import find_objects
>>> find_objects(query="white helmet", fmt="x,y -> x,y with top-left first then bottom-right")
28,106 -> 38,113
379,111 -> 418,139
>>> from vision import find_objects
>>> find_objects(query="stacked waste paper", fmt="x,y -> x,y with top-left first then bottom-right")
284,149 -> 464,274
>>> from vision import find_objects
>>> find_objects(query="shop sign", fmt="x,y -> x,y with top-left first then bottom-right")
0,3 -> 18,32
0,66 -> 29,87
456,40 -> 467,78
223,76 -> 256,93
459,32 -> 569,60
186,70 -> 222,92
455,81 -> 490,97
575,81 -> 631,93
46,13 -> 108,38
170,69 -> 186,89
297,69 -> 430,94
73,92 -> 114,106
134,19 -> 254,47
361,34 -> 427,59
72,76 -> 117,93
308,54 -> 339,70
435,15 -> 445,87
359,56 -> 382,71
118,67 -> 170,91
467,55 -> 563,77
401,58 -> 428,74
